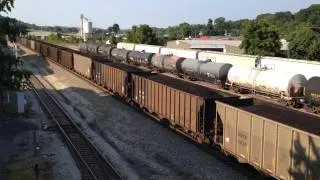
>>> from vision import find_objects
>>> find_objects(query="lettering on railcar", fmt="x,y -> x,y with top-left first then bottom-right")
238,131 -> 248,146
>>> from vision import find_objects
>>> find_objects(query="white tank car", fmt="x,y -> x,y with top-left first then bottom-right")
259,56 -> 320,79
198,51 -> 259,68
117,42 -> 136,50
134,44 -> 162,54
227,66 -> 307,99
160,47 -> 199,59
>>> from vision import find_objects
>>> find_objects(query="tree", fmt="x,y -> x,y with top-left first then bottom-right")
0,0 -> 31,112
206,19 -> 214,36
178,22 -> 192,38
240,20 -> 281,56
112,23 -> 120,34
214,17 -> 226,35
288,26 -> 320,61
0,0 -> 14,13
0,53 -> 30,110
126,24 -> 159,45
107,23 -> 120,34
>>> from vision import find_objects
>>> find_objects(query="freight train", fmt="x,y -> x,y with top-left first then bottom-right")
20,38 -> 320,180
79,42 -> 320,111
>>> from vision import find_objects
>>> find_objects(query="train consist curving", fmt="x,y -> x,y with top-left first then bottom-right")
20,38 -> 320,180
80,42 -> 320,111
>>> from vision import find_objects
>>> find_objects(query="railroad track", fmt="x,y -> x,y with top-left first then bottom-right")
29,74 -> 123,180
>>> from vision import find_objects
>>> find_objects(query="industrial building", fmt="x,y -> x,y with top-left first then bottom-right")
80,14 -> 93,41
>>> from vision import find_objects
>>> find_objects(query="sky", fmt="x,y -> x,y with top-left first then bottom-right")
4,0 -> 320,29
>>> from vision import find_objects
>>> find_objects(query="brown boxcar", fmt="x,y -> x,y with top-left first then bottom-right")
215,98 -> 320,180
131,73 -> 239,142
93,60 -> 150,97
48,46 -> 58,61
73,53 -> 93,79
59,49 -> 73,69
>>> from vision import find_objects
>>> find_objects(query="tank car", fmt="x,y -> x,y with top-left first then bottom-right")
111,48 -> 131,62
305,76 -> 320,107
227,66 -> 307,100
128,51 -> 154,66
97,45 -> 114,57
198,62 -> 232,85
179,58 -> 201,78
179,59 -> 232,84
151,54 -> 184,73
79,43 -> 88,53
79,43 -> 101,55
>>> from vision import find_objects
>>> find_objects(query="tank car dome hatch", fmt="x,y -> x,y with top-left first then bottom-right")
305,76 -> 320,106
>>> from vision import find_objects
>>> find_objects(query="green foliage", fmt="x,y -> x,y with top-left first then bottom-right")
0,0 -> 14,13
240,20 -> 281,56
44,33 -> 81,45
126,24 -> 159,45
295,4 -> 320,26
0,53 -> 31,107
288,26 -> 320,61
107,23 -> 120,34
0,0 -> 31,112
0,17 -> 28,41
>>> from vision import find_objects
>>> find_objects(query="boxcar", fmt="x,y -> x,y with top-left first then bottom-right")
134,44 -> 162,54
198,51 -> 259,68
160,47 -> 199,59
93,60 -> 150,97
117,42 -> 136,50
215,98 -> 320,180
131,73 -> 239,142
73,52 -> 93,79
